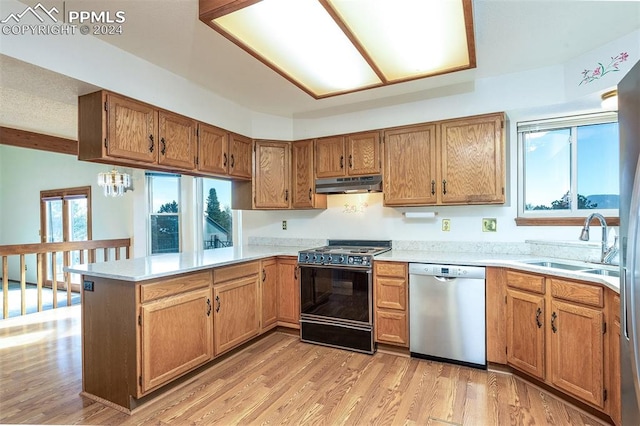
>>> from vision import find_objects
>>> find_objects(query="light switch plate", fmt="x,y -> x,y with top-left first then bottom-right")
442,219 -> 451,232
482,218 -> 497,232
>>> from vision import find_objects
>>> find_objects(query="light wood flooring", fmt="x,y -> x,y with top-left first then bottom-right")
1,306 -> 609,425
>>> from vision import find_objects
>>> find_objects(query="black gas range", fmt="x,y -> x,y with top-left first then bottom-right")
297,240 -> 392,268
298,240 -> 391,354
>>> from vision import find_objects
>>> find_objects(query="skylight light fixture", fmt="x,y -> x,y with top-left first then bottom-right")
199,0 -> 475,99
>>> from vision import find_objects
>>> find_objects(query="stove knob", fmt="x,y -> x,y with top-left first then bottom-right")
304,254 -> 310,261
348,256 -> 354,264
339,256 -> 345,264
327,255 -> 333,263
319,255 -> 325,263
312,254 -> 318,262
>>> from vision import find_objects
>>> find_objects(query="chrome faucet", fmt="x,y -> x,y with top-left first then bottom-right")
579,213 -> 618,264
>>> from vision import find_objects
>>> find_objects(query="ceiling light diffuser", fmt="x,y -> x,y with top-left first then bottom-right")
199,0 -> 475,99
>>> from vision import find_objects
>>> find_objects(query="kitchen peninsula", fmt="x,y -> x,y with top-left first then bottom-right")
67,243 -> 621,423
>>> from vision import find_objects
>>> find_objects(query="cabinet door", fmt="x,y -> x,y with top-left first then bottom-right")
140,288 -> 213,394
229,133 -> 252,179
158,111 -> 196,169
277,258 -> 299,327
254,141 -> 290,209
213,275 -> 259,355
506,288 -> 545,380
315,136 -> 346,178
106,93 -> 157,163
375,311 -> 408,346
383,124 -> 437,206
261,259 -> 278,330
375,276 -> 406,310
347,131 -> 381,176
550,299 -> 604,408
292,140 -> 325,209
198,123 -> 229,175
439,113 -> 505,204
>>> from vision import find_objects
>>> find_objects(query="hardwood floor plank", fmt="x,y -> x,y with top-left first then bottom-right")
0,306 -> 611,426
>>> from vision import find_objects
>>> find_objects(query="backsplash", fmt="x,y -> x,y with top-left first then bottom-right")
247,237 -> 605,263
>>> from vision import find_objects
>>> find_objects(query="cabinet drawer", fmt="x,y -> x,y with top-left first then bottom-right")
550,278 -> 604,308
141,271 -> 211,303
375,262 -> 407,277
375,277 -> 407,311
213,261 -> 260,284
506,270 -> 545,294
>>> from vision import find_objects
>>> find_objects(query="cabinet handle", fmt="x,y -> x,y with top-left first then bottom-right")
551,311 -> 557,333
442,179 -> 447,195
148,134 -> 154,153
262,268 -> 266,282
223,153 -> 227,167
230,154 -> 235,168
215,295 -> 220,313
309,188 -> 312,200
294,266 -> 298,280
431,180 -> 436,196
206,298 -> 212,317
160,137 -> 166,155
535,307 -> 542,328
348,154 -> 353,168
340,155 -> 344,169
285,189 -> 289,202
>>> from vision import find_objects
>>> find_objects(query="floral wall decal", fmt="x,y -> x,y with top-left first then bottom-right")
579,52 -> 629,85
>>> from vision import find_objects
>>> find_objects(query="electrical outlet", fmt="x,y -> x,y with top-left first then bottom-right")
482,218 -> 497,232
282,220 -> 287,230
442,219 -> 451,232
24,264 -> 27,271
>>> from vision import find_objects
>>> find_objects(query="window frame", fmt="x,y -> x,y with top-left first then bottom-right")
516,112 -> 619,226
147,173 -> 182,255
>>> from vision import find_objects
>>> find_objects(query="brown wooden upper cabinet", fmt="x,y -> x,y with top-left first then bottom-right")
315,131 -> 382,178
253,140 -> 291,209
291,140 -> 327,209
197,124 -> 252,180
383,112 -> 505,206
79,91 -> 197,170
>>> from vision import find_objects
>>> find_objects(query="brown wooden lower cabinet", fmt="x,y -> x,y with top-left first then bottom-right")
277,256 -> 300,328
212,262 -> 260,356
374,261 -> 408,347
261,258 -> 278,331
495,269 -> 619,422
140,287 -> 213,393
506,287 -> 546,380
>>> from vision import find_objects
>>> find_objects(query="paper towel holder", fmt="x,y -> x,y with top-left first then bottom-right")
403,211 -> 437,219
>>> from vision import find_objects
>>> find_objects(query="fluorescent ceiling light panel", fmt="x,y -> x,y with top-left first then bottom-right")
203,0 -> 475,98
328,0 -> 472,82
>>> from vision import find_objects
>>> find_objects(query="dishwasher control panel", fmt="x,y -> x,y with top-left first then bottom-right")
408,263 -> 486,279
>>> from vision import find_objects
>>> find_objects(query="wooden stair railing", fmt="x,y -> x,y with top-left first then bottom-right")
0,238 -> 131,319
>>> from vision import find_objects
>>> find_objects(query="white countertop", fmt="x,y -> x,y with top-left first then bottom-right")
378,250 -> 620,292
65,245 -> 305,282
66,245 -> 620,292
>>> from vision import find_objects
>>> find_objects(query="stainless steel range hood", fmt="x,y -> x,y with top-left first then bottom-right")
315,175 -> 383,194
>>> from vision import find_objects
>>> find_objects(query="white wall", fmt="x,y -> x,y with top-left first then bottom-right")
0,144 -> 136,280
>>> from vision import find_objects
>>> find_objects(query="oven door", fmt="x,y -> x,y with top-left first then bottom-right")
299,265 -> 372,326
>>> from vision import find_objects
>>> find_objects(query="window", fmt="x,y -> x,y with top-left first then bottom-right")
40,186 -> 92,289
148,173 -> 181,254
201,178 -> 233,250
518,113 -> 619,221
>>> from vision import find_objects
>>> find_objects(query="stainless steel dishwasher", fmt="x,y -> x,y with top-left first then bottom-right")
409,263 -> 486,368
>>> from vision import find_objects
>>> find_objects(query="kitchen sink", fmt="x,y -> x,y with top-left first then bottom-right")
523,261 -> 592,271
581,269 -> 620,278
522,260 -> 620,278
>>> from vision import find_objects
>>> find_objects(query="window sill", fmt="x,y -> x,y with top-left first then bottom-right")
515,217 -> 619,226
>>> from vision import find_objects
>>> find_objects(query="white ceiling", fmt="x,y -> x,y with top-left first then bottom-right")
1,0 -> 640,120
